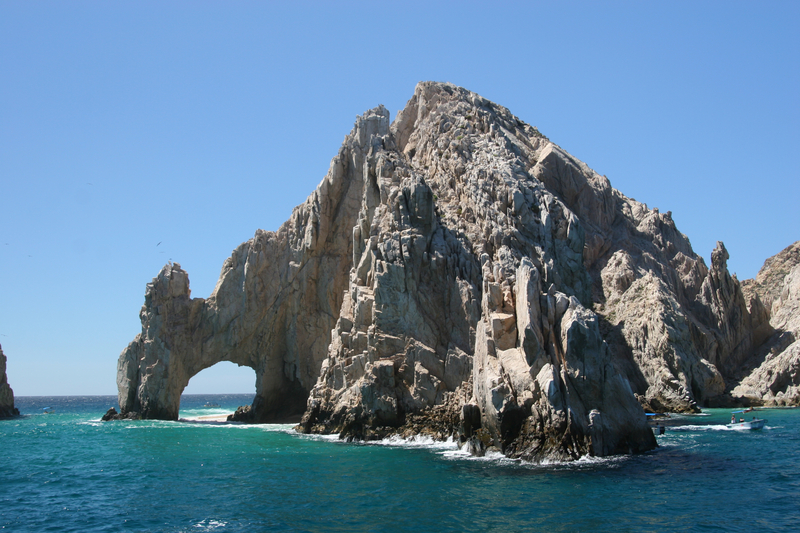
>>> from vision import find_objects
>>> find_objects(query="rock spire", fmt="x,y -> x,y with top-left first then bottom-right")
0,344 -> 19,418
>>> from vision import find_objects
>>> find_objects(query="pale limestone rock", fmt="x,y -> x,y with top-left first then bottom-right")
0,344 -> 19,418
603,272 -> 725,412
586,201 -> 771,410
693,242 -> 773,375
741,241 -> 800,315
301,82 -> 654,459
733,243 -> 800,404
116,107 -> 390,421
116,81 -> 780,461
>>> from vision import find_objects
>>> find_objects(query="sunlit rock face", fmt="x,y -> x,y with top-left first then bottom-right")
117,108 -> 381,422
733,242 -> 800,405
0,344 -> 19,418
115,81 -> 786,460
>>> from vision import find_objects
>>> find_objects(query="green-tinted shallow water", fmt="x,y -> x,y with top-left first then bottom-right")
2,396 -> 799,532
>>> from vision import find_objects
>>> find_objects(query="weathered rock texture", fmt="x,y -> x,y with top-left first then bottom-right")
115,81 -> 795,460
733,242 -> 800,405
0,344 -> 19,418
117,108 -> 374,420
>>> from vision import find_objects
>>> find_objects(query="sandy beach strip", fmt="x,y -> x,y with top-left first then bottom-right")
180,413 -> 232,423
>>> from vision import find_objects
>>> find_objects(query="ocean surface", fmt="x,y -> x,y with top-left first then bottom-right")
2,395 -> 798,532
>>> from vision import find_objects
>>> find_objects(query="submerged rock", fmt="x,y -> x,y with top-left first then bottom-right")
101,407 -> 141,421
114,81 -> 795,460
0,344 -> 19,418
227,405 -> 254,423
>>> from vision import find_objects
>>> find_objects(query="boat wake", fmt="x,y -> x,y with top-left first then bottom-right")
669,424 -> 769,432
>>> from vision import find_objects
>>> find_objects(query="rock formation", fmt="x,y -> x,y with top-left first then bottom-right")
732,242 -> 800,405
116,114 -> 372,420
299,84 -> 656,459
114,81 -> 796,461
1,344 -> 19,418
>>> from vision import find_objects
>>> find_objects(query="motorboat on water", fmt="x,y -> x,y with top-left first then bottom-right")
727,408 -> 766,430
646,412 -> 668,435
41,407 -> 54,414
203,402 -> 220,408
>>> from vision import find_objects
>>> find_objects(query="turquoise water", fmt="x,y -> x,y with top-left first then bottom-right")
2,396 -> 798,532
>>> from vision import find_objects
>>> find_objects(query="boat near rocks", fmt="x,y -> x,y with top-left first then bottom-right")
727,409 -> 766,430
646,413 -> 668,435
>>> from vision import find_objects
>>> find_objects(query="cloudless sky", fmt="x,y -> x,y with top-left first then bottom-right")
1,1 -> 797,396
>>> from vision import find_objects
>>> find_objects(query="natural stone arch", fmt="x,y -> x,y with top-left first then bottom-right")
115,107 -> 387,422
182,359 -> 258,396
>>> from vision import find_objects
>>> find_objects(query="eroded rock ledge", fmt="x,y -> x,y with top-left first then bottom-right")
113,82 -> 796,461
0,344 -> 19,418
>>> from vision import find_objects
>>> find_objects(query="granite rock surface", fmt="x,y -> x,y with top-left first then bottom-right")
733,242 -> 800,405
115,81 -> 795,460
116,105 -> 377,421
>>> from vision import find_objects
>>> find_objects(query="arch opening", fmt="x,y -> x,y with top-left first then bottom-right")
178,362 -> 257,421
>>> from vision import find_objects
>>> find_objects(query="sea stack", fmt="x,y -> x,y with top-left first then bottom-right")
0,344 -> 19,418
114,82 -> 797,461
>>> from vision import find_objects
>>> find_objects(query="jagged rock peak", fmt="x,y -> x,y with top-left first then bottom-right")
301,80 -> 657,460
0,344 -> 19,418
741,241 -> 800,315
733,241 -> 800,405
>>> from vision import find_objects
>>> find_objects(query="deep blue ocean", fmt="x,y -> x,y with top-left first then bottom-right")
2,395 -> 798,532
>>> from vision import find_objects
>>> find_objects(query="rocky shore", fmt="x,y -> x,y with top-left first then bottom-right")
111,82 -> 798,461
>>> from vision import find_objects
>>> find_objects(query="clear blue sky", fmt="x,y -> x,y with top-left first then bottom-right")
1,1 -> 797,396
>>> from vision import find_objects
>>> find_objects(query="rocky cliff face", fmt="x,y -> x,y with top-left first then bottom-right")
733,242 -> 800,405
0,344 -> 19,418
299,84 -> 657,459
115,81 -> 795,461
116,108 -> 380,421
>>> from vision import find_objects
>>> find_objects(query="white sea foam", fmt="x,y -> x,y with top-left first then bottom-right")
440,448 -> 520,465
292,431 -> 460,450
369,434 -> 459,451
192,519 -> 227,530
437,443 -> 631,468
292,429 -> 636,469
294,431 -> 341,442
671,424 -> 737,432
180,421 -> 298,432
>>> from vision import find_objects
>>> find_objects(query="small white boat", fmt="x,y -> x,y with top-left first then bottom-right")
646,412 -> 668,435
726,409 -> 766,430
